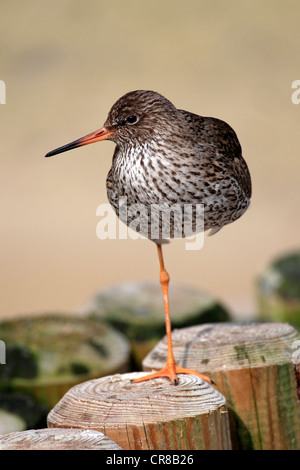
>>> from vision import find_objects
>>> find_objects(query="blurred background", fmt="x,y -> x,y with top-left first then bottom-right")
1,0 -> 300,320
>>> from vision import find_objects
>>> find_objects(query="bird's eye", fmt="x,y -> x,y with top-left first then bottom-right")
126,115 -> 138,125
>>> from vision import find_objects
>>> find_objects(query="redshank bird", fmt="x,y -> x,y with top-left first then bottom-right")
45,90 -> 251,385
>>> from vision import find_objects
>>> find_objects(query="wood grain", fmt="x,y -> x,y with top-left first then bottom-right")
47,372 -> 231,450
0,428 -> 122,450
142,322 -> 300,449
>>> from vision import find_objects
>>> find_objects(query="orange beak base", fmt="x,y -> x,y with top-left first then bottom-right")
45,127 -> 114,158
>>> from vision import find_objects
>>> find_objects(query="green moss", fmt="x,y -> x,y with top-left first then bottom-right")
70,363 -> 90,375
234,344 -> 249,362
273,253 -> 300,299
258,252 -> 300,300
99,303 -> 230,342
88,338 -> 109,357
276,364 -> 300,449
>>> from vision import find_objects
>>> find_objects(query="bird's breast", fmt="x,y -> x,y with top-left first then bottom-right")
107,142 -> 178,206
106,139 -> 251,239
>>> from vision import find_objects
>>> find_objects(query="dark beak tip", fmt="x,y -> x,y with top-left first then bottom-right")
44,148 -> 64,158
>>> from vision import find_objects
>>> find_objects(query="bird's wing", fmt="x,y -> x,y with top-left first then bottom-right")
178,110 -> 252,200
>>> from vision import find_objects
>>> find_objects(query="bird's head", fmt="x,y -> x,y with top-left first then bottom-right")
45,90 -> 177,158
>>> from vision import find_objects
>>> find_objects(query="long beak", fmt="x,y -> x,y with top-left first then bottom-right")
45,127 -> 114,158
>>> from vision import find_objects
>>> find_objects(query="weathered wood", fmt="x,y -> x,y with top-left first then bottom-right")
0,314 -> 130,409
80,280 -> 230,367
142,322 -> 300,450
0,428 -> 122,450
257,251 -> 300,328
47,372 -> 231,450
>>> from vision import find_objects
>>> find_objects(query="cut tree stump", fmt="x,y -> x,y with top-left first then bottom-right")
0,428 -> 122,450
47,372 -> 231,450
142,322 -> 300,450
79,280 -> 230,367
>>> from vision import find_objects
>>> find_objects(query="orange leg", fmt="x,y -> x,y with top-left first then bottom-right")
132,243 -> 214,386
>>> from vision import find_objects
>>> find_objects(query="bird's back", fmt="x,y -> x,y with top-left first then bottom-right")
178,109 -> 252,200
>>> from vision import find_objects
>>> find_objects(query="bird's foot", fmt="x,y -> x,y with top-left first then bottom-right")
132,363 -> 215,386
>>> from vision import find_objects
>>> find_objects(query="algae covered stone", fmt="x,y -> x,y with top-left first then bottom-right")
0,314 -> 130,408
80,281 -> 231,366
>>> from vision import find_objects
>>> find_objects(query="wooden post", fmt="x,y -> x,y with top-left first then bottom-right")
142,322 -> 300,450
0,428 -> 122,450
48,372 -> 232,450
80,281 -> 230,368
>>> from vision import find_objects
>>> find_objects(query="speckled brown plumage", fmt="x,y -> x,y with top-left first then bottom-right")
46,90 -> 251,241
104,90 -> 251,240
45,89 -> 252,386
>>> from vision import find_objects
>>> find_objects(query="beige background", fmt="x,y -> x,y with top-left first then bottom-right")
1,0 -> 300,320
